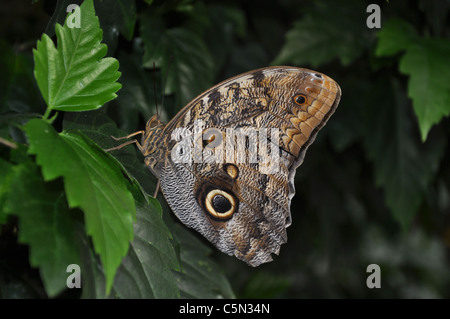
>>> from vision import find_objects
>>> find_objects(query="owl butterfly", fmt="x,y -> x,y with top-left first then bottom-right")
110,66 -> 341,267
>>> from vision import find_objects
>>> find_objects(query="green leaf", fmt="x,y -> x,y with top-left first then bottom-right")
95,0 -> 137,53
376,18 -> 450,141
79,198 -> 180,299
375,19 -> 419,56
24,118 -> 135,294
45,0 -> 137,55
171,223 -> 235,298
273,0 -> 372,67
111,197 -> 180,298
363,78 -> 446,229
0,144 -> 31,225
62,111 -> 159,197
0,158 -> 14,225
241,271 -> 290,298
225,42 -> 270,78
33,0 -> 121,112
141,23 -> 214,109
326,75 -> 370,151
0,40 -> 19,113
399,39 -> 450,141
0,40 -> 45,115
417,0 -> 450,37
4,161 -> 80,297
113,51 -> 159,130
206,4 -> 246,73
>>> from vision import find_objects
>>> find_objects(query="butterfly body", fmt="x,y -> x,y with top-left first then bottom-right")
134,66 -> 341,266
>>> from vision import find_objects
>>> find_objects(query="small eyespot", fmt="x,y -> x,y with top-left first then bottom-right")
314,73 -> 322,78
293,94 -> 307,105
224,163 -> 239,179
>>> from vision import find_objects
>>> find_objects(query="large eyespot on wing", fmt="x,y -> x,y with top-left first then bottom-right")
201,162 -> 290,267
202,188 -> 238,221
158,156 -> 292,267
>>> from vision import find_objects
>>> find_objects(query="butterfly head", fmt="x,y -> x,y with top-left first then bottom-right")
144,114 -> 165,131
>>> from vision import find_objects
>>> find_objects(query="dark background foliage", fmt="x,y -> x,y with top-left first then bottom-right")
1,0 -> 449,298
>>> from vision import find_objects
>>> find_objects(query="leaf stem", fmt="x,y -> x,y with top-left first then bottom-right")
42,107 -> 52,121
48,111 -> 59,124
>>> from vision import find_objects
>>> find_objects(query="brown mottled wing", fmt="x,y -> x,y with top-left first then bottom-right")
158,66 -> 341,266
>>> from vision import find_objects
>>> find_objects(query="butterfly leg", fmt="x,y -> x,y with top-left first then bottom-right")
104,131 -> 145,152
153,179 -> 161,198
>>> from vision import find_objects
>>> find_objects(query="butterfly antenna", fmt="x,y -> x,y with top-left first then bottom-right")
160,55 -> 173,111
152,62 -> 160,117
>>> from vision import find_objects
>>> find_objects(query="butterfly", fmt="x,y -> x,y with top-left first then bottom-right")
109,66 -> 341,266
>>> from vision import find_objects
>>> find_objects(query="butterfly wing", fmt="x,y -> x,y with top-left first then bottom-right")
158,66 -> 341,266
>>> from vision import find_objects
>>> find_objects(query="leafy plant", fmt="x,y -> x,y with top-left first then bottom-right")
1,0 -> 449,299
375,18 -> 450,141
0,0 -> 231,298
